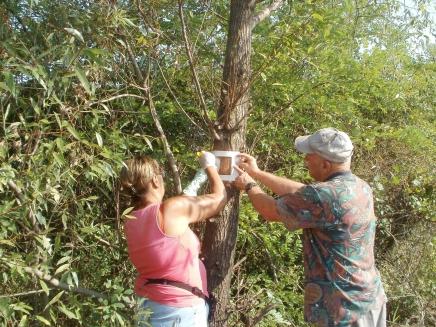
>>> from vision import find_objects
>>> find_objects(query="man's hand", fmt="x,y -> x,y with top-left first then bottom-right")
238,153 -> 260,176
198,151 -> 217,169
233,166 -> 256,191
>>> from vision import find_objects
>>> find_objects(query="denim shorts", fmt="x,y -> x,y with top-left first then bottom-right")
136,298 -> 209,327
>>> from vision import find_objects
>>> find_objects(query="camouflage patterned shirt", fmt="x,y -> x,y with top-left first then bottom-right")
276,171 -> 386,327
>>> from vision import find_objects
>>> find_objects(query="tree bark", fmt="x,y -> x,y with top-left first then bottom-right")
202,1 -> 256,326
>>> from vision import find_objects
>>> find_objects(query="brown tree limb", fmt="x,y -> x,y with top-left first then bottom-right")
144,65 -> 183,194
123,38 -> 183,194
252,0 -> 284,27
178,0 -> 221,141
87,93 -> 144,106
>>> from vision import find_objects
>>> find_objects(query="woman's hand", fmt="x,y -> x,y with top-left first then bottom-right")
198,151 -> 217,169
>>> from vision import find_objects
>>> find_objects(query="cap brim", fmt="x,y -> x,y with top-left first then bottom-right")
294,135 -> 313,153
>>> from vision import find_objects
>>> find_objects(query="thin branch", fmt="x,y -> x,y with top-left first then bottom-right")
7,181 -> 39,232
7,180 -> 25,202
125,41 -> 143,81
24,266 -> 107,299
272,82 -> 329,117
232,256 -> 247,271
0,289 -> 50,298
178,0 -> 221,141
134,0 -> 172,45
144,65 -> 183,194
157,62 -> 207,135
249,303 -> 280,327
120,24 -> 183,195
251,232 -> 278,282
87,93 -> 144,106
252,0 -> 284,27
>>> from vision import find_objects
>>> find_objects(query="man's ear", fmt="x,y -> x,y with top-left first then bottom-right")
323,159 -> 332,171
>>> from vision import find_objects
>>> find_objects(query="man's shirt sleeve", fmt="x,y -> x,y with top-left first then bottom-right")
276,185 -> 329,230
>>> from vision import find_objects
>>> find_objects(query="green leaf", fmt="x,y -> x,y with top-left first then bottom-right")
114,312 -> 125,326
2,72 -> 17,96
0,239 -> 15,247
56,256 -> 71,266
59,304 -> 78,320
312,13 -> 324,21
96,132 -> 103,147
122,18 -> 136,27
0,82 -> 9,92
54,263 -> 70,276
64,28 -> 84,43
35,212 -> 47,226
260,72 -> 267,82
143,136 -> 153,150
43,291 -> 64,311
40,280 -> 50,296
122,207 -> 134,217
74,67 -> 92,95
18,315 -> 28,327
72,271 -> 79,287
65,123 -> 82,141
36,315 -> 51,326
30,98 -> 41,115
53,152 -> 65,166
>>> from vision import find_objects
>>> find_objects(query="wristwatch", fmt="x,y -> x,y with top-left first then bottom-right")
245,182 -> 258,192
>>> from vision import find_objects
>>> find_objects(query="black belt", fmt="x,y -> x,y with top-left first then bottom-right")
144,278 -> 208,302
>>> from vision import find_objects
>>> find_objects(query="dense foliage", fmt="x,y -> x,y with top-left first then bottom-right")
1,0 -> 434,326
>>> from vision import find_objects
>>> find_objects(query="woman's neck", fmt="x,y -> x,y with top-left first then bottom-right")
133,192 -> 162,210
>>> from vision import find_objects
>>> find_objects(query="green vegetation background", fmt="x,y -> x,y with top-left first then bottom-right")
1,1 -> 434,326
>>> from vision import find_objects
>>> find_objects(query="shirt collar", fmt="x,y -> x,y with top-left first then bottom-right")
325,170 -> 352,182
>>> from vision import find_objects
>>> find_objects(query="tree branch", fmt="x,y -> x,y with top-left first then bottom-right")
144,65 -> 183,194
7,180 -> 39,232
157,62 -> 207,135
249,303 -> 280,327
122,34 -> 183,194
0,289 -> 49,299
87,93 -> 144,106
125,41 -> 144,81
178,0 -> 221,141
252,0 -> 284,27
24,266 -> 107,299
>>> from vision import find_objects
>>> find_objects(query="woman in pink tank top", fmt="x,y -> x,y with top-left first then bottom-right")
119,152 -> 226,327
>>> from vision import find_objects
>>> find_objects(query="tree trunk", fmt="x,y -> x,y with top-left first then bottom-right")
203,1 -> 256,326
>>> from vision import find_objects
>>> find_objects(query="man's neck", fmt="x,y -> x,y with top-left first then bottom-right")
323,169 -> 352,182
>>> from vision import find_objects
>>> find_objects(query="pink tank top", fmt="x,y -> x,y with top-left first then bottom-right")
124,203 -> 208,307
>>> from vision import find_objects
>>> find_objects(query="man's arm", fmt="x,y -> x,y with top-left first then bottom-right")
245,185 -> 281,221
238,153 -> 305,195
250,169 -> 305,196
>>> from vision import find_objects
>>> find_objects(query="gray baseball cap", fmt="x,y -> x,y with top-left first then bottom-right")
294,128 -> 353,162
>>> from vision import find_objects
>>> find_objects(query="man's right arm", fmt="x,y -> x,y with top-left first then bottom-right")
251,169 -> 305,196
238,153 -> 305,195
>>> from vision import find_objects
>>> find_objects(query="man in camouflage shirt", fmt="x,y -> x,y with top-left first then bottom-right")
233,128 -> 387,327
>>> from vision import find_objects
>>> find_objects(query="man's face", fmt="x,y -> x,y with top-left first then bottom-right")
304,153 -> 329,181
